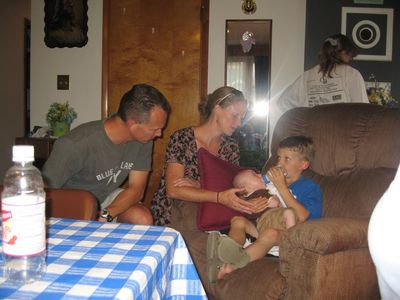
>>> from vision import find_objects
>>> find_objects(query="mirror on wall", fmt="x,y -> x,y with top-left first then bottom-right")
225,20 -> 272,170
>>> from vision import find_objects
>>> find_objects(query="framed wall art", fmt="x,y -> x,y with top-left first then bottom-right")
341,7 -> 393,61
44,0 -> 88,48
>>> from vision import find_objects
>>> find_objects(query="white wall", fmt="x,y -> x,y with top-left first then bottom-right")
30,0 -> 305,132
30,0 -> 103,130
208,0 -> 307,132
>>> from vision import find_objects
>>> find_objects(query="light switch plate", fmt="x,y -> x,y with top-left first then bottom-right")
57,75 -> 69,90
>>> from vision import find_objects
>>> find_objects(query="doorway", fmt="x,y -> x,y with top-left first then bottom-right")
24,18 -> 31,136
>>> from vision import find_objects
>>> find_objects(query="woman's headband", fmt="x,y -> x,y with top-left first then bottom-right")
215,93 -> 235,106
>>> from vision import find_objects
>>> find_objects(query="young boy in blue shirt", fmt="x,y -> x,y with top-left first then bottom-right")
207,135 -> 323,283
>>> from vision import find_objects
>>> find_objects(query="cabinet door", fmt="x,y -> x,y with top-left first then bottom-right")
102,0 -> 209,207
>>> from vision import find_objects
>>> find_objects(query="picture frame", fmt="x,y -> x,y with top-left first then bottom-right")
44,0 -> 88,48
341,7 -> 393,61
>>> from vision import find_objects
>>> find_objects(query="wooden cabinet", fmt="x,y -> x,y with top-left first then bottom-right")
15,137 -> 56,169
103,0 -> 209,207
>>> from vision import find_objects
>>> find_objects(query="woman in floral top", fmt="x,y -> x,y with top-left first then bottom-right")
151,86 -> 269,226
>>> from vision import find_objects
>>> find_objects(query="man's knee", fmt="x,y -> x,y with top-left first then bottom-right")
118,204 -> 153,225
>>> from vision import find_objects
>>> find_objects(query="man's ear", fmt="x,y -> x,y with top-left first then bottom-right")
125,118 -> 138,128
301,160 -> 310,170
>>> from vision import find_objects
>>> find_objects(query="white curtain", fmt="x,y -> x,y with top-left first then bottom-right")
226,56 -> 255,104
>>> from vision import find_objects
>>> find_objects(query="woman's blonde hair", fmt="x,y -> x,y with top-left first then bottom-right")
198,86 -> 246,120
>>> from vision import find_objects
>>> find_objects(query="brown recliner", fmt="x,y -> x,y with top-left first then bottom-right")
0,186 -> 98,221
172,103 -> 400,300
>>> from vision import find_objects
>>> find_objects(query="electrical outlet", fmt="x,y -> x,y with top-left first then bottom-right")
57,75 -> 69,90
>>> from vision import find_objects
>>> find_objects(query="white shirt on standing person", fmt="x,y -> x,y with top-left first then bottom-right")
275,34 -> 369,117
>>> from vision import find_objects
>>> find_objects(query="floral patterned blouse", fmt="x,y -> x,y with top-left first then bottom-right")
151,127 -> 240,226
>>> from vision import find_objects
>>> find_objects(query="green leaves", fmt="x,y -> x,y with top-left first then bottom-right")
46,102 -> 77,126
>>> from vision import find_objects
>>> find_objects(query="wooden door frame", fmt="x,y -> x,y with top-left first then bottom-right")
101,0 -> 110,119
101,0 -> 209,119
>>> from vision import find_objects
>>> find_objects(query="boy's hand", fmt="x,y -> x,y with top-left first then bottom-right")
267,166 -> 287,190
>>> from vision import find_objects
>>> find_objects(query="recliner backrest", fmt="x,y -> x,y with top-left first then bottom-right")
268,103 -> 400,218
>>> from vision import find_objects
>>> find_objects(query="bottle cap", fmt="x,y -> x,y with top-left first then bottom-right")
12,145 -> 34,162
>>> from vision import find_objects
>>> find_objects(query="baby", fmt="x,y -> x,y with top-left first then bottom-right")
233,168 -> 298,231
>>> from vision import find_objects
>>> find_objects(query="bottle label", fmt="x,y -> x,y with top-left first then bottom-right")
262,174 -> 270,185
2,195 -> 46,256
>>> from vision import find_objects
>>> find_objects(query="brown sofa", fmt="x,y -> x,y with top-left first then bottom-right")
170,103 -> 400,299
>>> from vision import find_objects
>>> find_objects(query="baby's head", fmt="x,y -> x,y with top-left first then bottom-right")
233,169 -> 265,196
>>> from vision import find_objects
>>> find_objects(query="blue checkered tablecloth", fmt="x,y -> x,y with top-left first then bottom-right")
0,218 -> 207,299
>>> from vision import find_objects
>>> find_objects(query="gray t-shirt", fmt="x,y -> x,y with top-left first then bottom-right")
42,120 -> 153,203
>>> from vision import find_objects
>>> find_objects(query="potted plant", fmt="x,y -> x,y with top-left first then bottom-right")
45,101 -> 77,137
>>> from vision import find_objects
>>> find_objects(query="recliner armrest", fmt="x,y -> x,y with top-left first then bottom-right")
278,217 -> 377,299
280,217 -> 370,256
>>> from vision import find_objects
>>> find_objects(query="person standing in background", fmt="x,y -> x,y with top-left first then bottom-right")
276,33 -> 369,113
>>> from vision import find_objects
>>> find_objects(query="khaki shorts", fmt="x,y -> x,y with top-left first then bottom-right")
256,207 -> 297,232
100,188 -> 124,222
101,188 -> 124,209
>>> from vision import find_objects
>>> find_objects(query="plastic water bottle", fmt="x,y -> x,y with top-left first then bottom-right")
263,166 -> 288,184
262,167 -> 288,208
1,145 -> 46,283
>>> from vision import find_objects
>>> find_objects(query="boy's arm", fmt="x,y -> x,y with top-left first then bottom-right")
275,186 -> 310,221
267,168 -> 310,222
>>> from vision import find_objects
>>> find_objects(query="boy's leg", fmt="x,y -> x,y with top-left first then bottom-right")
244,228 -> 281,262
229,216 -> 258,245
216,228 -> 281,280
282,208 -> 297,229
206,232 -> 225,283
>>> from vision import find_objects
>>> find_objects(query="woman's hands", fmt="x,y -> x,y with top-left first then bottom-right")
218,188 -> 270,215
170,175 -> 269,215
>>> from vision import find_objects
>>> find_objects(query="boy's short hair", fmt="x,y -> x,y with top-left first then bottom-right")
278,135 -> 315,161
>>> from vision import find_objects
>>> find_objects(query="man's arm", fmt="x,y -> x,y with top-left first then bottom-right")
103,169 -> 149,219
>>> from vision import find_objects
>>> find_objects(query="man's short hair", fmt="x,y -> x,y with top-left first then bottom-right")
117,84 -> 171,123
278,135 -> 315,161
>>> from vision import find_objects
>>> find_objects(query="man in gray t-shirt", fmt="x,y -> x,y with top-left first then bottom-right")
42,84 -> 171,225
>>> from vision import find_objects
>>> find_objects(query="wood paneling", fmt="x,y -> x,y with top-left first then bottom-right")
102,0 -> 208,208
